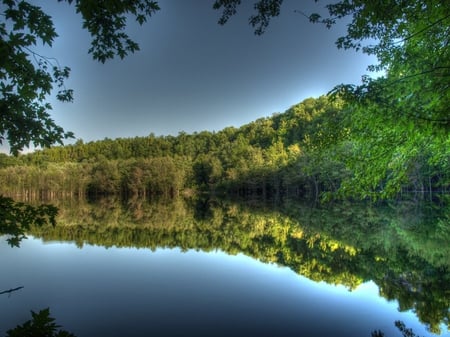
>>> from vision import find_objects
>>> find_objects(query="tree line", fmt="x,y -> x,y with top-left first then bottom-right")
1,96 -> 448,200
1,0 -> 448,201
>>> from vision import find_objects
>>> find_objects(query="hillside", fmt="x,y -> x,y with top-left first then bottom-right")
0,96 -> 448,200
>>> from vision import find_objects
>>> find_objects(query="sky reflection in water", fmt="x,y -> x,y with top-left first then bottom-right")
0,236 -> 441,337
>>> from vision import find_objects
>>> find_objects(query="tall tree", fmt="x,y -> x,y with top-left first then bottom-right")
1,0 -> 160,242
1,0 -> 160,154
319,1 -> 450,198
214,0 -> 449,198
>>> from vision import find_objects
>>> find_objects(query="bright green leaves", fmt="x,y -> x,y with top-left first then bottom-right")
0,195 -> 58,247
326,0 -> 450,129
315,1 -> 450,199
6,308 -> 76,337
69,0 -> 160,62
334,97 -> 450,200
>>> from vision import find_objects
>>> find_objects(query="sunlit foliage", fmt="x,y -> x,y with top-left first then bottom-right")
0,94 -> 448,202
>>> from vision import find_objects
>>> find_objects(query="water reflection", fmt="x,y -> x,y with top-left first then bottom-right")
1,196 -> 449,336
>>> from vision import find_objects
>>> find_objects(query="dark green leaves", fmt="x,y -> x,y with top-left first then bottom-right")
249,0 -> 283,35
6,308 -> 76,337
394,320 -> 424,337
213,0 -> 283,35
4,0 -> 57,46
72,0 -> 160,62
213,0 -> 242,25
0,195 -> 58,247
1,0 -> 160,154
1,0 -> 74,154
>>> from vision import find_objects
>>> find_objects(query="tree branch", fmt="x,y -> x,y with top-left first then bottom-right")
0,286 -> 24,295
392,13 -> 450,45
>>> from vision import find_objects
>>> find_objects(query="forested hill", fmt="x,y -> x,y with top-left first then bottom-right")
0,96 -> 448,200
10,96 -> 331,164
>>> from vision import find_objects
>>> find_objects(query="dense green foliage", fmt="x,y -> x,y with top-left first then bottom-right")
25,196 -> 450,333
1,1 -> 449,201
312,0 -> 450,199
0,96 -> 448,200
1,1 -> 448,195
2,4 -> 448,336
214,0 -> 450,199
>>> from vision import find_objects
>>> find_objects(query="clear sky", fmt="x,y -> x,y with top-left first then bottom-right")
33,0 -> 376,143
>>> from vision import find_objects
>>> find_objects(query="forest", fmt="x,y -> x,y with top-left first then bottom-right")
1,0 -> 449,203
1,1 -> 449,336
0,95 -> 448,201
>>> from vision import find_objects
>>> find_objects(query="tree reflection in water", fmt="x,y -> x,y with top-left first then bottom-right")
22,195 -> 449,335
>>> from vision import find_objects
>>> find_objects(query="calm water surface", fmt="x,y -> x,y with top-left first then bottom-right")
0,197 -> 448,337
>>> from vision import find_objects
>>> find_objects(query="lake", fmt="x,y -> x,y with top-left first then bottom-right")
1,196 -> 449,337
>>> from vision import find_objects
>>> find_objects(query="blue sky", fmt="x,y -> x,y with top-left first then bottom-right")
33,0 -> 377,143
